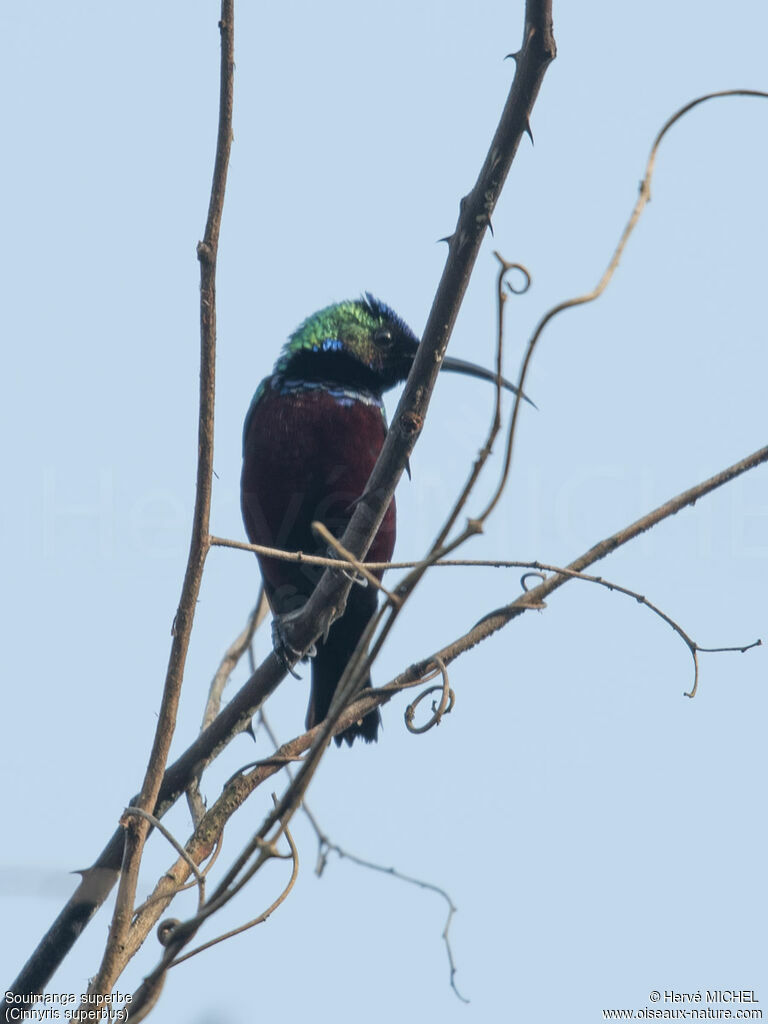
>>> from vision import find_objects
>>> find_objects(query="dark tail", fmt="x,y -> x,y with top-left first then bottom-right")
305,591 -> 381,747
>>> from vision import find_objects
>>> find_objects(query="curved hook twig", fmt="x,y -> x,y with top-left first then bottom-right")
405,657 -> 455,734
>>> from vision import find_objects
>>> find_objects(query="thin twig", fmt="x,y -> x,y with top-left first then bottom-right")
383,445 -> 768,699
121,809 -> 206,910
126,798 -> 297,1020
201,600 -> 265,732
697,642 -> 761,654
318,840 -> 469,1003
84,3 -> 234,999
311,521 -> 401,604
168,810 -> 299,967
431,254 -> 530,552
475,90 -> 768,534
186,598 -> 265,826
131,836 -> 224,922
257,705 -> 465,998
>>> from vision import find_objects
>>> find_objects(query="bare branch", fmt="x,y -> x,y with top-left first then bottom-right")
431,254 -> 531,552
200,600 -> 266,733
125,807 -> 297,1020
317,839 -> 469,1003
257,709 -> 465,998
84,5 -> 235,997
186,598 -> 265,827
311,521 -> 402,604
10,6 -> 236,1002
169,813 -> 299,968
120,809 -> 206,910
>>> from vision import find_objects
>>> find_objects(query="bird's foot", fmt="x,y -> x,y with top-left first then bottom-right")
271,613 -> 316,678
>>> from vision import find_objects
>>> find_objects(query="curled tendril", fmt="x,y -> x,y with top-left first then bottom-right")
157,919 -> 180,947
521,571 -> 546,591
504,262 -> 532,295
405,657 -> 455,734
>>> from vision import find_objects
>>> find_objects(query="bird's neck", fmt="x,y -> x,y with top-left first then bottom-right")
275,348 -> 384,398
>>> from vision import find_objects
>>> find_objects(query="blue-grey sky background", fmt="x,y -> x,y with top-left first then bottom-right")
2,3 -> 766,1021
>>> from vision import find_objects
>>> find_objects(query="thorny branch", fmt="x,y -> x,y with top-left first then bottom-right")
274,0 -> 556,672
279,254 -> 533,784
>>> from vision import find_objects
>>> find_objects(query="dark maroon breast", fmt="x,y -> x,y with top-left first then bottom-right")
241,385 -> 396,614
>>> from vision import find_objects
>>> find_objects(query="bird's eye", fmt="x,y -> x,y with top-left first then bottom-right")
374,327 -> 393,347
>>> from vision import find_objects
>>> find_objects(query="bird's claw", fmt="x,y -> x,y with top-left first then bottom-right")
324,543 -> 369,588
271,614 -> 316,678
341,568 -> 368,587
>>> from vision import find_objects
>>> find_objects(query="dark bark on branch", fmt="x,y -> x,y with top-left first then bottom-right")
282,1 -> 556,662
9,653 -> 283,994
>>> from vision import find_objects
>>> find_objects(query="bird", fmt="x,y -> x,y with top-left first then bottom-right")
240,294 -> 531,746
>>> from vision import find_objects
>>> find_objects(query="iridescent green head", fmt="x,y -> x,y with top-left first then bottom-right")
273,293 -> 534,403
274,294 -> 420,395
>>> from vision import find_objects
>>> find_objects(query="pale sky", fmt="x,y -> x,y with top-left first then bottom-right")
2,3 -> 767,1021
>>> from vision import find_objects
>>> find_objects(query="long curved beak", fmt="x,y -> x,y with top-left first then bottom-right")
440,355 -> 537,408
